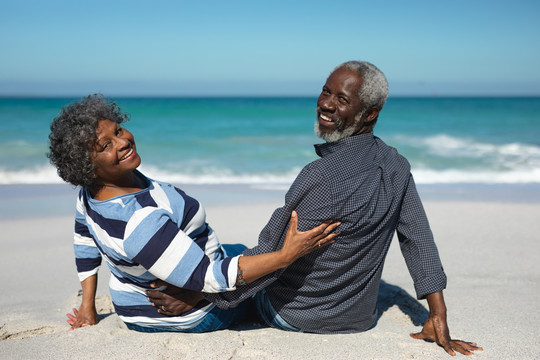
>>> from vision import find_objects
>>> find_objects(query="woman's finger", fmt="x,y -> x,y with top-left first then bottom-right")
318,236 -> 337,249
287,210 -> 299,236
308,222 -> 341,241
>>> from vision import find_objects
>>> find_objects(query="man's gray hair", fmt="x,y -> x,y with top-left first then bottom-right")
336,61 -> 389,110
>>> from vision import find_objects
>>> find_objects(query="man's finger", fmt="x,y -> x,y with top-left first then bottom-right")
453,340 -> 483,352
450,341 -> 473,356
444,347 -> 457,356
409,332 -> 427,340
146,289 -> 165,299
150,279 -> 168,288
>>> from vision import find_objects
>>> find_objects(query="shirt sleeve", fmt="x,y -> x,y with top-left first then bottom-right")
74,195 -> 102,282
121,206 -> 240,293
204,164 -> 331,308
396,174 -> 447,299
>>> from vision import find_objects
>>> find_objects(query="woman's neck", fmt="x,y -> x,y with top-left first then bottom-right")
91,171 -> 147,201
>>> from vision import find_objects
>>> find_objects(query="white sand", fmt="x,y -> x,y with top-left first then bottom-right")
1,188 -> 539,359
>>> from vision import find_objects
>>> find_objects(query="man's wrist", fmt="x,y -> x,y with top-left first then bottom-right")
426,291 -> 447,315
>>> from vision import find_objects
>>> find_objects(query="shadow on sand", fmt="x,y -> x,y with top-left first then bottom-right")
376,280 -> 428,327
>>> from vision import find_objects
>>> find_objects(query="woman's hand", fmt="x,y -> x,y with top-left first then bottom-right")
67,274 -> 98,330
279,210 -> 340,264
236,211 -> 340,285
66,304 -> 98,330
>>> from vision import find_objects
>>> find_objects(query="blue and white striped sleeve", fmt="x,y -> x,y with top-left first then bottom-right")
122,207 -> 239,293
73,195 -> 102,282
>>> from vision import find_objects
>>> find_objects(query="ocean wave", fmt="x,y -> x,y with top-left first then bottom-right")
389,134 -> 540,172
139,165 -> 300,185
2,161 -> 540,186
0,164 -> 301,185
0,165 -> 64,184
423,135 -> 540,160
412,168 -> 540,184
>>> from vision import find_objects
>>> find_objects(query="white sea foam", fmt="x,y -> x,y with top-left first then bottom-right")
1,153 -> 539,186
139,165 -> 300,185
412,168 -> 540,184
0,165 -> 64,184
398,134 -> 540,159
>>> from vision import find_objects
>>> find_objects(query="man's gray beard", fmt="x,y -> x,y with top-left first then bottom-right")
314,111 -> 365,143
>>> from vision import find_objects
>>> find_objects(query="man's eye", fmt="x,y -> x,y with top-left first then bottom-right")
339,97 -> 349,104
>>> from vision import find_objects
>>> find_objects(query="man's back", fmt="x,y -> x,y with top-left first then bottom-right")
207,133 -> 446,333
265,133 -> 413,333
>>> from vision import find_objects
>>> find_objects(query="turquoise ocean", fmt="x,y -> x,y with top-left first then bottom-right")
1,97 -> 539,186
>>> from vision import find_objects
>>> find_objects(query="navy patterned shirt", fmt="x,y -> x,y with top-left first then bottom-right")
205,133 -> 447,333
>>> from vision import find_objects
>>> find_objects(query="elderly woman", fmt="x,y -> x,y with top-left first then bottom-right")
48,94 -> 338,333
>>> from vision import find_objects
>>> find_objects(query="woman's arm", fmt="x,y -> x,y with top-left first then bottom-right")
236,211 -> 339,284
147,211 -> 339,315
66,274 -> 98,330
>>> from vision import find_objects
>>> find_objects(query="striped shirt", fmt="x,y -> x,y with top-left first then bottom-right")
73,172 -> 239,330
206,133 -> 447,333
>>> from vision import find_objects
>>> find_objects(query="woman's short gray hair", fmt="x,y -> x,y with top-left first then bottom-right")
336,61 -> 389,110
47,94 -> 129,191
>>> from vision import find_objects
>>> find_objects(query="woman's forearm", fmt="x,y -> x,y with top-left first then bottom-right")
80,274 -> 98,307
236,251 -> 290,284
236,211 -> 339,285
67,274 -> 99,329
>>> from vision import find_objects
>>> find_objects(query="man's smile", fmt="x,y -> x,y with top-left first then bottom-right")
319,113 -> 335,123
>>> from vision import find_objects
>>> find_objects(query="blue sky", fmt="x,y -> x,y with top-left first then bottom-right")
1,0 -> 539,96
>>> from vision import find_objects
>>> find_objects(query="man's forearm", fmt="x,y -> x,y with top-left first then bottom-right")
425,291 -> 447,315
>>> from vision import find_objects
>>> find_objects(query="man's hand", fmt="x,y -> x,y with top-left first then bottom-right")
66,304 -> 98,330
410,292 -> 482,356
146,280 -> 204,316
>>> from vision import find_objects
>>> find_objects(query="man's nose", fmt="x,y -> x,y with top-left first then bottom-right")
319,95 -> 336,112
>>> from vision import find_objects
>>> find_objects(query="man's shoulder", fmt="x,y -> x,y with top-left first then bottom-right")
374,136 -> 411,168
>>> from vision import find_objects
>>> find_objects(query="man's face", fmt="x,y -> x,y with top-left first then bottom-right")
315,67 -> 366,142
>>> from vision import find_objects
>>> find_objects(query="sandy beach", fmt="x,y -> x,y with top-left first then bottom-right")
1,183 -> 539,359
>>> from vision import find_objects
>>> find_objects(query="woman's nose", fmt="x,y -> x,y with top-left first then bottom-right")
116,136 -> 130,149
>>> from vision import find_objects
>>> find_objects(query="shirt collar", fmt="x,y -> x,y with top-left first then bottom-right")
314,132 -> 376,158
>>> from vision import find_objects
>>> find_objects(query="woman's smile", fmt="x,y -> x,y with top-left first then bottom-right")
91,119 -> 142,188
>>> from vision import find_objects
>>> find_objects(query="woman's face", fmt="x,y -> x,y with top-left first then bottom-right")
91,119 -> 141,186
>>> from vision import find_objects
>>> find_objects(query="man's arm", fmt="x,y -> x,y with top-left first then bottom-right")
397,175 -> 481,355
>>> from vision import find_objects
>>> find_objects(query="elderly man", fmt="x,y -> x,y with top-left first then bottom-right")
148,61 -> 481,356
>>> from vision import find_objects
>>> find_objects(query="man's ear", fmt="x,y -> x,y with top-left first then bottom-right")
364,107 -> 380,124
